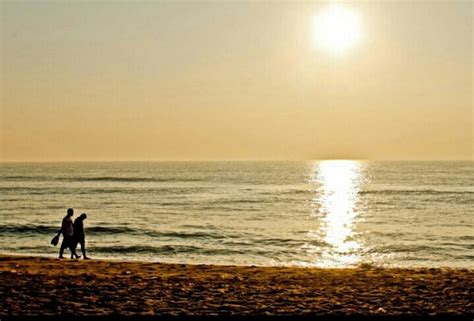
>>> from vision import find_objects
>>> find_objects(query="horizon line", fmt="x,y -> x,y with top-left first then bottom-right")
1,158 -> 472,163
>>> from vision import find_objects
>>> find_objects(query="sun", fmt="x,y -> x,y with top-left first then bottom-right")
313,5 -> 362,54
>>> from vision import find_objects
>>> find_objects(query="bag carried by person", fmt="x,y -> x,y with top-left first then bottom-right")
51,233 -> 60,246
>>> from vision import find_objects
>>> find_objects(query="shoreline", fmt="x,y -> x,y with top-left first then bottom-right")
0,255 -> 473,316
3,251 -> 473,269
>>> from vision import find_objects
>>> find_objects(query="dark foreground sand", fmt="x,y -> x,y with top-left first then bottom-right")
0,255 -> 473,317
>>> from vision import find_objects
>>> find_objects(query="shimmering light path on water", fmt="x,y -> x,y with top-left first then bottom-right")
310,161 -> 363,267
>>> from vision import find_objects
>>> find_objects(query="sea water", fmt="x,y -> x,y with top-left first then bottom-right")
0,161 -> 472,268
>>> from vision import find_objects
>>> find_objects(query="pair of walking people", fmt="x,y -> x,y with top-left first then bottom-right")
58,208 -> 89,259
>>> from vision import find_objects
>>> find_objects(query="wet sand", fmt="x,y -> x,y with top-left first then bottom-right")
0,255 -> 472,317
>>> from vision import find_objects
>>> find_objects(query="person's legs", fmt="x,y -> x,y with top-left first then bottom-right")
79,238 -> 89,259
59,236 -> 68,258
70,238 -> 80,259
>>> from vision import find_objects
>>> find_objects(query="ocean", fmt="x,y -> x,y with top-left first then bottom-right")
0,161 -> 472,268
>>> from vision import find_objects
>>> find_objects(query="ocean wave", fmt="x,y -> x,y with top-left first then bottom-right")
0,225 -> 59,234
0,187 -> 42,192
0,186 -> 209,195
1,175 -> 51,180
91,245 -> 181,254
375,244 -> 449,254
196,205 -> 260,212
359,189 -> 473,195
71,177 -> 204,183
1,175 -> 204,183
368,231 -> 416,238
0,224 -> 314,251
0,224 -> 235,240
76,187 -> 207,195
145,230 -> 229,239
28,225 -> 230,239
211,199 -> 262,204
256,238 -> 310,247
88,226 -> 137,234
91,244 -> 248,256
180,224 -> 221,230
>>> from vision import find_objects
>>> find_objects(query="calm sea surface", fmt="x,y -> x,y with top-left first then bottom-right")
0,161 -> 472,268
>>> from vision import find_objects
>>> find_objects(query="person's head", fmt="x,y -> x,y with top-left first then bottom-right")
67,208 -> 74,217
80,213 -> 87,220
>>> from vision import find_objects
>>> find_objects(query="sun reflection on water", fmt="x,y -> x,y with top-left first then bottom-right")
309,160 -> 364,267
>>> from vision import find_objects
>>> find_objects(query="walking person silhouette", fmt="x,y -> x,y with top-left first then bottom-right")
59,208 -> 80,259
72,213 -> 90,260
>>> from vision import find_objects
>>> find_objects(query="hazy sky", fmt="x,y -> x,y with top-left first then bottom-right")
1,1 -> 472,161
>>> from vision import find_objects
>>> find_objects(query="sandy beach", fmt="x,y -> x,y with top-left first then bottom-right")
0,255 -> 472,317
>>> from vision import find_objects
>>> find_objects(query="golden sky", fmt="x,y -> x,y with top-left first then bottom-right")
1,1 -> 472,161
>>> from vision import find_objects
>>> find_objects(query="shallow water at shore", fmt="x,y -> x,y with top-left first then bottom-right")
1,161 -> 473,267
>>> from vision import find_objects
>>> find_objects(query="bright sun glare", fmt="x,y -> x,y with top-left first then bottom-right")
313,5 -> 362,54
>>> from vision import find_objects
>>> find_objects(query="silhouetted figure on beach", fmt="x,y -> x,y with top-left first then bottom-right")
59,208 -> 80,259
72,213 -> 90,260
